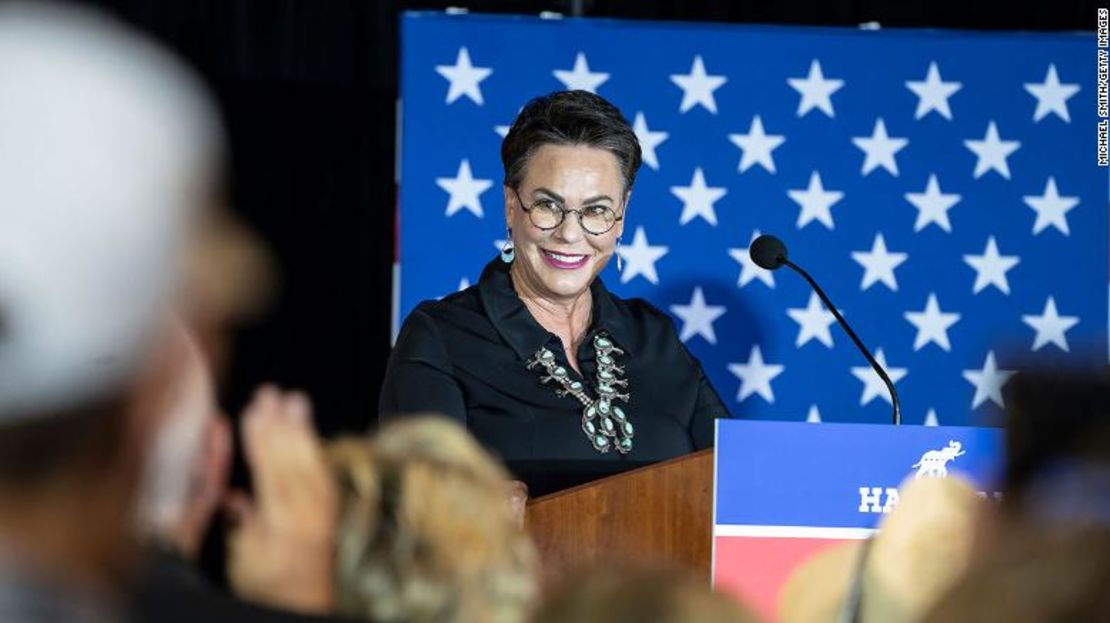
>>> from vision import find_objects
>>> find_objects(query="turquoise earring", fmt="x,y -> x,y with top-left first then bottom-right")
500,228 -> 515,263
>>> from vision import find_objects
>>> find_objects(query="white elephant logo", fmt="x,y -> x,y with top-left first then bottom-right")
911,440 -> 965,479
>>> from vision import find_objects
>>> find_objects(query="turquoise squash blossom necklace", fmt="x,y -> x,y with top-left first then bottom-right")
526,332 -> 634,454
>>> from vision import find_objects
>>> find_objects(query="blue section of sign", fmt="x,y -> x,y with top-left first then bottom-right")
713,419 -> 1003,528
400,12 -> 1107,427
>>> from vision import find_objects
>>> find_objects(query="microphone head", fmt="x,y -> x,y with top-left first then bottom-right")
750,234 -> 788,270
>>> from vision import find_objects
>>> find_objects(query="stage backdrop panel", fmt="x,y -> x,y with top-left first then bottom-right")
396,12 -> 1107,426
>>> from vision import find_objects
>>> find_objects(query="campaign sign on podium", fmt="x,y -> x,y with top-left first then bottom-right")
712,419 -> 1003,621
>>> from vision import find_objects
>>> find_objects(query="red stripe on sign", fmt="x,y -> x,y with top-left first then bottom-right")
713,535 -> 853,622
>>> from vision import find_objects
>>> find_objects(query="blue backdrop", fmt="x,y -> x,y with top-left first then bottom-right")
396,12 -> 1107,426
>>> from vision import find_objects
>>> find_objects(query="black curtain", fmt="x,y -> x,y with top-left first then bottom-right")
77,0 -> 1097,436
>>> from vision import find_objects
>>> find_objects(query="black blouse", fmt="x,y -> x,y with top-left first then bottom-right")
378,258 -> 731,497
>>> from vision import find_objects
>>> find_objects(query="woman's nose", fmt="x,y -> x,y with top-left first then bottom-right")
553,209 -> 586,243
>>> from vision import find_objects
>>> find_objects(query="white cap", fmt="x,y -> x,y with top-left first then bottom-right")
0,3 -> 222,421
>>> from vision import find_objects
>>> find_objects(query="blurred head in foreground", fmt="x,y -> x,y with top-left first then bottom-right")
920,523 -> 1110,623
531,563 -> 758,623
328,416 -> 538,623
994,366 -> 1110,525
921,367 -> 1110,623
0,0 -> 221,604
779,475 -> 982,623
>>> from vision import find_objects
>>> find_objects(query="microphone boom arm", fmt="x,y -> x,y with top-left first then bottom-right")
781,258 -> 902,426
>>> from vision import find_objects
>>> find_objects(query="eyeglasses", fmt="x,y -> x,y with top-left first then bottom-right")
513,188 -> 623,235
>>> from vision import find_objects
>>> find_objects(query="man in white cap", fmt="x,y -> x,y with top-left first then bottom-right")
0,3 -> 221,621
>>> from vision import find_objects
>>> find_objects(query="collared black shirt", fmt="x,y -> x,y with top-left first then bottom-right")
379,258 -> 731,497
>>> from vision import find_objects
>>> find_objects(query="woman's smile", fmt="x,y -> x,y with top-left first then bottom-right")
540,248 -> 590,270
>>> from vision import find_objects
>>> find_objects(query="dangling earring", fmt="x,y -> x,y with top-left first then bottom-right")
500,228 -> 515,263
615,237 -> 623,272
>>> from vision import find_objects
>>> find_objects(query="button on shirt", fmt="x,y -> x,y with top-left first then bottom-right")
379,258 -> 731,497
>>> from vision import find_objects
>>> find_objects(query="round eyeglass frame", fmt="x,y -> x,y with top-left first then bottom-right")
513,188 -> 624,235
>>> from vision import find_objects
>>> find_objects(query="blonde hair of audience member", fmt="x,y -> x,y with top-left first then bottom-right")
779,475 -> 981,623
328,416 -> 538,623
530,564 -> 758,623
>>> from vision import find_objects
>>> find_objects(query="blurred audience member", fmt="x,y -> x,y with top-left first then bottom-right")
185,208 -> 276,381
922,368 -> 1110,623
131,331 -> 346,623
531,563 -> 758,623
228,410 -> 538,623
329,417 -> 538,623
225,386 -> 341,615
135,322 -> 231,561
921,524 -> 1110,623
993,366 -> 1109,526
0,2 -> 220,620
779,476 -> 982,623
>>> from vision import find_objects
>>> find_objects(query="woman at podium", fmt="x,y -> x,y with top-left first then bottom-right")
379,90 -> 730,497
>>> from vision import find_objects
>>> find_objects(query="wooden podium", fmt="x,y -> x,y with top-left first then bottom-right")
524,449 -> 714,579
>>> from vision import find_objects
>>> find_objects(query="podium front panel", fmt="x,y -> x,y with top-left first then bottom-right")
712,419 -> 1002,621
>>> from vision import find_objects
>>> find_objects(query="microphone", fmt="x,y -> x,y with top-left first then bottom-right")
750,234 -> 902,425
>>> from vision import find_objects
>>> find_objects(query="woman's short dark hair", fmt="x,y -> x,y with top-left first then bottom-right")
501,90 -> 642,194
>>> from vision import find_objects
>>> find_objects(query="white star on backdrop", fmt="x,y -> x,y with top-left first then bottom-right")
905,62 -> 962,120
852,118 -> 909,176
727,230 -> 775,289
670,286 -> 727,344
727,345 -> 785,403
1022,297 -> 1079,352
436,159 -> 493,217
633,112 -> 669,171
787,292 -> 838,348
806,405 -> 822,423
924,409 -> 940,427
1024,64 -> 1080,123
1023,177 -> 1079,236
553,52 -> 610,93
618,226 -> 669,284
494,106 -> 522,138
851,349 -> 907,406
435,47 -> 492,105
903,293 -> 961,351
728,115 -> 786,174
964,121 -> 1021,180
852,233 -> 908,291
671,168 -> 727,226
963,236 -> 1020,295
787,59 -> 844,118
787,171 -> 844,229
670,55 -> 727,114
963,351 -> 1016,409
905,174 -> 961,233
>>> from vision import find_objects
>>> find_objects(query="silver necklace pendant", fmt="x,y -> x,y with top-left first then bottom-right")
527,332 -> 633,455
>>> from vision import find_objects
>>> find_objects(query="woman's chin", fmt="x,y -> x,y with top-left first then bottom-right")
537,274 -> 592,299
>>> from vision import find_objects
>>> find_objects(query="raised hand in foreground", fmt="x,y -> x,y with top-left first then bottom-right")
225,385 -> 338,615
